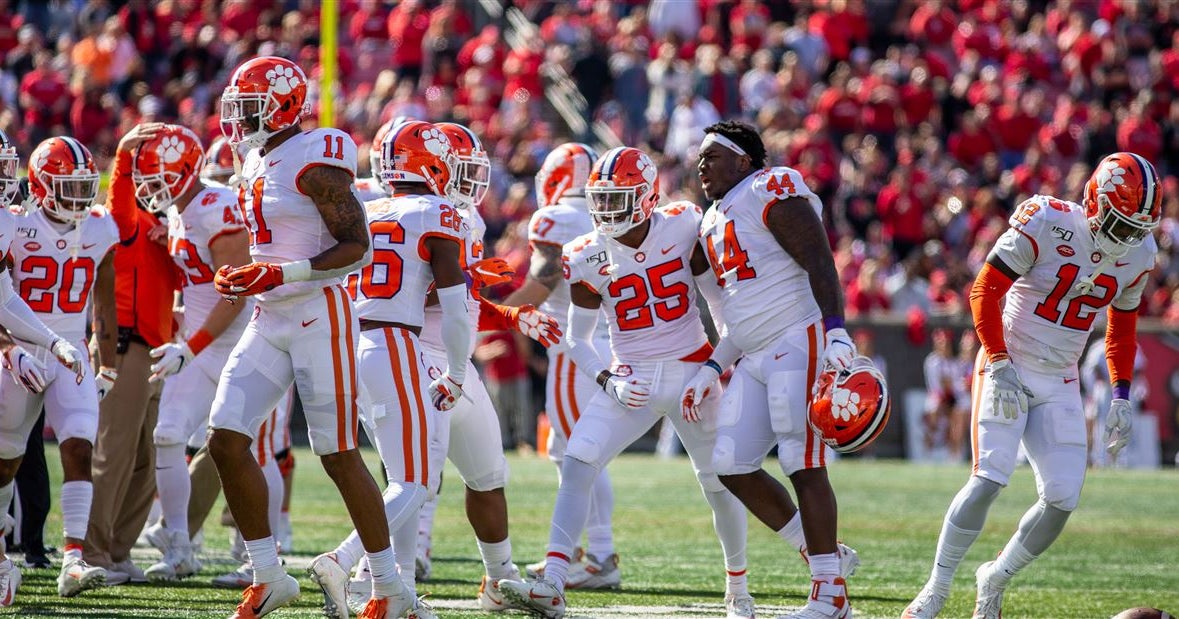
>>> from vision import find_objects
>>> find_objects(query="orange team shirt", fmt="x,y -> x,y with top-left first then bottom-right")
108,149 -> 180,349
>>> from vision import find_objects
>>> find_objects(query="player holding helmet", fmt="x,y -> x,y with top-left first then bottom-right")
499,146 -> 753,619
211,55 -> 402,618
686,120 -> 863,619
903,152 -> 1161,619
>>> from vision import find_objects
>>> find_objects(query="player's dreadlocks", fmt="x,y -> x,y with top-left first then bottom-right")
703,120 -> 766,169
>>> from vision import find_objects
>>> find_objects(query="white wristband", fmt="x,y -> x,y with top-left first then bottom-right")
281,260 -> 312,283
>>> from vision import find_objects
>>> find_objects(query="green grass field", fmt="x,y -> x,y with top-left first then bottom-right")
9,448 -> 1178,618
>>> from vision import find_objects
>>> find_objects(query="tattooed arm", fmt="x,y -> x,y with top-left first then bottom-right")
92,250 -> 118,369
288,165 -> 372,281
503,242 -> 563,307
765,197 -> 844,321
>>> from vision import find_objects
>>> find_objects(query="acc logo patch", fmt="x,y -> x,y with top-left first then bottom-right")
1056,245 -> 1075,257
23,241 -> 40,251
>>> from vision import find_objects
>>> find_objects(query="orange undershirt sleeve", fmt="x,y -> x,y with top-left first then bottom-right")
969,262 -> 1016,361
1105,306 -> 1138,386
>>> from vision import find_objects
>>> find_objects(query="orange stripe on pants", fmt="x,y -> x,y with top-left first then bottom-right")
257,420 -> 268,465
339,286 -> 360,450
324,287 -> 348,453
384,328 -> 416,483
804,322 -> 823,468
566,357 -> 580,422
401,330 -> 429,485
970,348 -> 986,474
553,354 -> 571,437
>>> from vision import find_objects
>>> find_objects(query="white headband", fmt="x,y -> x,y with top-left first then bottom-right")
701,132 -> 747,156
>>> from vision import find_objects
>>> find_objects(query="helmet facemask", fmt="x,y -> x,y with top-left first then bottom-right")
42,170 -> 100,223
450,151 -> 490,211
0,145 -> 19,206
1091,193 -> 1156,258
133,167 -> 193,214
220,90 -> 276,148
586,181 -> 650,237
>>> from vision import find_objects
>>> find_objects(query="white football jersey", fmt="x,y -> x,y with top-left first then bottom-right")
167,185 -> 251,338
419,207 -> 482,353
347,194 -> 464,328
993,194 -> 1156,369
237,128 -> 359,302
8,207 -> 118,344
528,197 -> 608,347
700,167 -> 824,353
563,203 -> 708,362
354,176 -> 387,203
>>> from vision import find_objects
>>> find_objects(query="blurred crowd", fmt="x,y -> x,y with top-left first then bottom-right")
2,0 -> 1177,328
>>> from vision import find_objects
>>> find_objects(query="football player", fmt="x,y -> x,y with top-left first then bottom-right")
0,136 -> 117,599
502,142 -> 623,589
686,121 -> 861,619
211,55 -> 403,619
354,116 -> 409,203
202,136 -> 238,187
903,153 -> 1161,618
498,147 -> 753,619
309,120 -> 468,619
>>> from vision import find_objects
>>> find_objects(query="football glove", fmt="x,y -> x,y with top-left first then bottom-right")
988,357 -> 1033,420
217,262 -> 284,298
149,341 -> 196,383
605,375 -> 651,410
680,364 -> 721,422
2,345 -> 48,393
1104,398 -> 1132,459
50,337 -> 85,385
95,367 -> 118,401
514,305 -> 561,348
429,372 -> 463,411
823,327 -> 856,373
468,257 -> 515,289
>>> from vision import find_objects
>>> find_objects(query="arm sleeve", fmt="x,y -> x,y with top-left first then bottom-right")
107,150 -> 140,242
436,283 -> 471,384
693,271 -> 741,370
1104,306 -> 1138,387
565,304 -> 608,381
969,262 -> 1016,360
0,270 -> 58,348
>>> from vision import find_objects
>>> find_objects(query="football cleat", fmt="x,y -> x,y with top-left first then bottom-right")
407,596 -> 439,619
901,582 -> 947,618
140,519 -> 166,550
0,559 -> 20,606
775,576 -> 850,619
111,559 -> 148,584
308,553 -> 350,619
565,552 -> 621,590
212,563 -> 254,589
146,529 -> 202,582
346,577 -> 370,615
227,574 -> 300,618
57,555 -> 106,597
527,547 -> 583,579
478,574 -> 512,611
725,592 -> 757,618
800,543 -> 860,579
972,561 -> 1006,619
496,577 -> 566,619
354,586 -> 415,619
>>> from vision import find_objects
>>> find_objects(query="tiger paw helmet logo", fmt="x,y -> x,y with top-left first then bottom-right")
420,126 -> 452,158
265,65 -> 301,95
1094,160 -> 1126,195
829,387 -> 860,422
157,136 -> 185,164
634,152 -> 657,184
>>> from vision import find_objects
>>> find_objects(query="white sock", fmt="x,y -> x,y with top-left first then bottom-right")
60,481 -> 93,542
586,468 -> 615,558
727,568 -> 748,596
777,510 -> 806,553
418,491 -> 438,558
0,481 -> 13,554
244,536 -> 282,583
392,514 -> 418,596
808,552 -> 840,579
930,521 -> 981,595
333,482 -> 426,573
543,553 -> 571,591
367,546 -> 403,598
478,537 -> 516,580
333,532 -> 365,572
261,458 -> 283,540
703,489 -> 748,588
992,538 -> 1037,584
154,443 -> 190,535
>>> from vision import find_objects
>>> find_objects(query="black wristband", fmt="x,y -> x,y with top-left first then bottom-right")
597,370 -> 612,389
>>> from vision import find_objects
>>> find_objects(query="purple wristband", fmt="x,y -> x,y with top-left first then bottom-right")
823,316 -> 845,332
1113,384 -> 1130,400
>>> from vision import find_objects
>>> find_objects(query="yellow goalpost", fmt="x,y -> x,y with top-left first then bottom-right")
319,0 -> 339,128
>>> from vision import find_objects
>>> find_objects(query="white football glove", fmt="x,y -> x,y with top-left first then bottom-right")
823,327 -> 857,373
50,337 -> 85,385
95,367 -> 118,401
1103,398 -> 1132,459
988,358 -> 1033,420
605,375 -> 651,409
680,364 -> 721,422
2,345 -> 48,393
515,305 -> 562,348
149,342 -> 195,383
429,372 -> 463,411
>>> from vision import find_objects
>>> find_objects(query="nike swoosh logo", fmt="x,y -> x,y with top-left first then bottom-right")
252,591 -> 273,614
661,245 -> 677,255
528,591 -> 554,601
774,352 -> 789,360
302,318 -> 318,327
82,243 -> 97,249
268,160 -> 282,167
1063,377 -> 1078,384
1114,261 -> 1129,267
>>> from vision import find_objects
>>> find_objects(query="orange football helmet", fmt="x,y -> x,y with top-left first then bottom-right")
202,135 -> 237,184
436,122 -> 490,211
0,128 -> 19,206
585,146 -> 660,237
27,136 -> 100,223
132,125 -> 205,213
220,56 -> 309,148
1082,152 -> 1162,257
808,357 -> 890,454
378,120 -> 457,198
536,142 -> 598,208
369,116 -> 412,192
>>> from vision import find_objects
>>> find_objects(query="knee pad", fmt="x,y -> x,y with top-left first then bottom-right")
1039,477 -> 1082,512
564,435 -> 605,468
463,460 -> 509,492
695,470 -> 726,494
965,474 -> 1004,503
559,456 -> 601,493
56,410 -> 97,445
154,424 -> 190,447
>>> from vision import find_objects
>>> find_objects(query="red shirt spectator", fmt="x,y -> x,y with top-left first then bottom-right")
991,102 -> 1042,152
1117,111 -> 1163,164
815,82 -> 860,134
909,1 -> 955,47
502,45 -> 544,103
808,6 -> 868,62
387,0 -> 430,72
0,7 -> 21,57
730,0 -> 770,50
859,76 -> 900,135
19,60 -> 69,129
70,87 -> 113,145
118,0 -> 160,54
349,0 -> 388,42
218,0 -> 261,38
948,113 -> 998,169
900,71 -> 936,127
877,170 -> 926,247
1011,153 -> 1062,196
